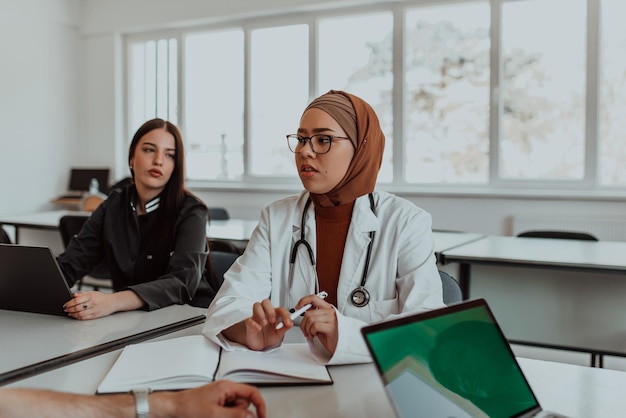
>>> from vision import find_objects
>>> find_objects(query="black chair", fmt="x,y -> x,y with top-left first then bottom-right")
208,238 -> 245,255
58,215 -> 112,291
207,250 -> 239,291
209,207 -> 230,221
439,270 -> 462,305
517,230 -> 598,241
0,227 -> 11,244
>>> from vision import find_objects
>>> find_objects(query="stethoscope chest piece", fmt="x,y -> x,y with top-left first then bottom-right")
350,287 -> 370,307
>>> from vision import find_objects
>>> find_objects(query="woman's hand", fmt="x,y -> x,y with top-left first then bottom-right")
63,290 -> 145,320
63,291 -> 116,320
296,294 -> 338,355
223,299 -> 292,351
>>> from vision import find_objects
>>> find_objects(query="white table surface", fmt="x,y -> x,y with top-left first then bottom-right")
432,231 -> 484,256
439,235 -> 626,271
7,325 -> 626,418
0,210 -> 259,242
0,304 -> 206,384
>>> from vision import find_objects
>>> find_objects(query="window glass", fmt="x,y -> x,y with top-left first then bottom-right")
500,0 -> 586,180
249,25 -> 309,177
598,0 -> 626,186
404,2 -> 490,184
127,38 -> 178,136
184,30 -> 244,181
318,12 -> 394,182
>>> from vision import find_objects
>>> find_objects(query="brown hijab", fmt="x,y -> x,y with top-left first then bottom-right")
303,90 -> 385,207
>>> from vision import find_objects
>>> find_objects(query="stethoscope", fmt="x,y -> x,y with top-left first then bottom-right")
288,193 -> 376,307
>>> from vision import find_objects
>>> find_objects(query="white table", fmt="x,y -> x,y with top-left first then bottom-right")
432,231 -> 484,261
0,304 -> 206,385
0,210 -> 258,243
439,235 -> 626,365
7,325 -> 626,418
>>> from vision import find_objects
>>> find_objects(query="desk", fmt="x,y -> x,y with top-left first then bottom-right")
0,304 -> 206,385
7,326 -> 626,418
0,210 -> 88,244
432,231 -> 484,261
439,235 -> 626,365
207,218 -> 258,242
0,210 -> 258,244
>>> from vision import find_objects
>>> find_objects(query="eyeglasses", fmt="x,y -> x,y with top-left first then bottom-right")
286,134 -> 352,155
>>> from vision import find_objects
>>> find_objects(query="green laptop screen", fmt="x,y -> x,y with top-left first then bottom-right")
364,305 -> 539,418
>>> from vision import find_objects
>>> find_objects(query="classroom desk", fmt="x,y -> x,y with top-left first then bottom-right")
206,218 -> 258,242
0,304 -> 206,386
7,325 -> 626,418
439,235 -> 626,366
0,210 -> 88,244
0,210 -> 258,244
439,235 -> 626,301
431,230 -> 484,262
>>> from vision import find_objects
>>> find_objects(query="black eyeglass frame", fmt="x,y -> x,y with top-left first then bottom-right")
286,134 -> 352,154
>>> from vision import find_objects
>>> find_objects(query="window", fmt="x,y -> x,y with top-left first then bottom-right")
500,0 -> 586,181
598,0 -> 626,187
404,2 -> 490,184
318,12 -> 394,182
124,0 -> 626,196
127,38 -> 178,137
184,29 -> 244,181
249,24 -> 309,177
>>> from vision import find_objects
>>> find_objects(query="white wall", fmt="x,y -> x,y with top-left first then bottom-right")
0,0 -> 81,216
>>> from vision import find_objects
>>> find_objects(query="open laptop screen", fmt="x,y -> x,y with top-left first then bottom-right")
362,300 -> 541,418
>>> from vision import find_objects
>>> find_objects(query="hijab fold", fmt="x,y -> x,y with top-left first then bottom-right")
303,90 -> 385,207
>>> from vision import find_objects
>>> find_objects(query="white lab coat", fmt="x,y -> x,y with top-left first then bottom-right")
203,190 -> 444,364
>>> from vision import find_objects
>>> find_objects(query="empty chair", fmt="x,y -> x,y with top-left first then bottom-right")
206,250 -> 239,292
439,270 -> 462,305
208,207 -> 230,221
208,238 -> 245,255
0,227 -> 11,244
58,215 -> 112,291
517,230 -> 598,241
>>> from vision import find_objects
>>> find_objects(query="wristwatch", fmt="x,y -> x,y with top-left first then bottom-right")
131,389 -> 150,418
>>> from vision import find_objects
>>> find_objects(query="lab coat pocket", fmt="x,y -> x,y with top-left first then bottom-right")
366,297 -> 400,322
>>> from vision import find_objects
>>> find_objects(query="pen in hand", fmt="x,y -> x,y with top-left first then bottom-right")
275,291 -> 328,330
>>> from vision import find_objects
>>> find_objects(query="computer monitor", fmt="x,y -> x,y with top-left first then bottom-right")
68,168 -> 110,194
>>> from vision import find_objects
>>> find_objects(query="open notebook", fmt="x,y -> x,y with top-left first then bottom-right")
361,299 -> 567,418
97,335 -> 332,393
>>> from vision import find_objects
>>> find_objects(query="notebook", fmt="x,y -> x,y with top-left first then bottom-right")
0,244 -> 73,316
361,299 -> 567,418
97,335 -> 333,393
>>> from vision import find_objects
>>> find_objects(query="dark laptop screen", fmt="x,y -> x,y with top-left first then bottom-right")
68,168 -> 109,193
362,300 -> 541,418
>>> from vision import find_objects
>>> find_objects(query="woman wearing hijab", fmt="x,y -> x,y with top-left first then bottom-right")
203,91 -> 444,364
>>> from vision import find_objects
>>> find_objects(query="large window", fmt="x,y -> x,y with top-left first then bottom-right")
125,0 -> 626,194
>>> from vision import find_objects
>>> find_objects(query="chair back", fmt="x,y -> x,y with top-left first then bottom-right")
59,215 -> 90,248
439,270 -> 462,305
0,227 -> 11,244
207,250 -> 239,291
517,230 -> 598,241
209,207 -> 230,221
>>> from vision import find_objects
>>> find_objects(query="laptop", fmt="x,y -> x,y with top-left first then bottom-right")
60,168 -> 110,198
0,244 -> 74,316
361,299 -> 566,418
